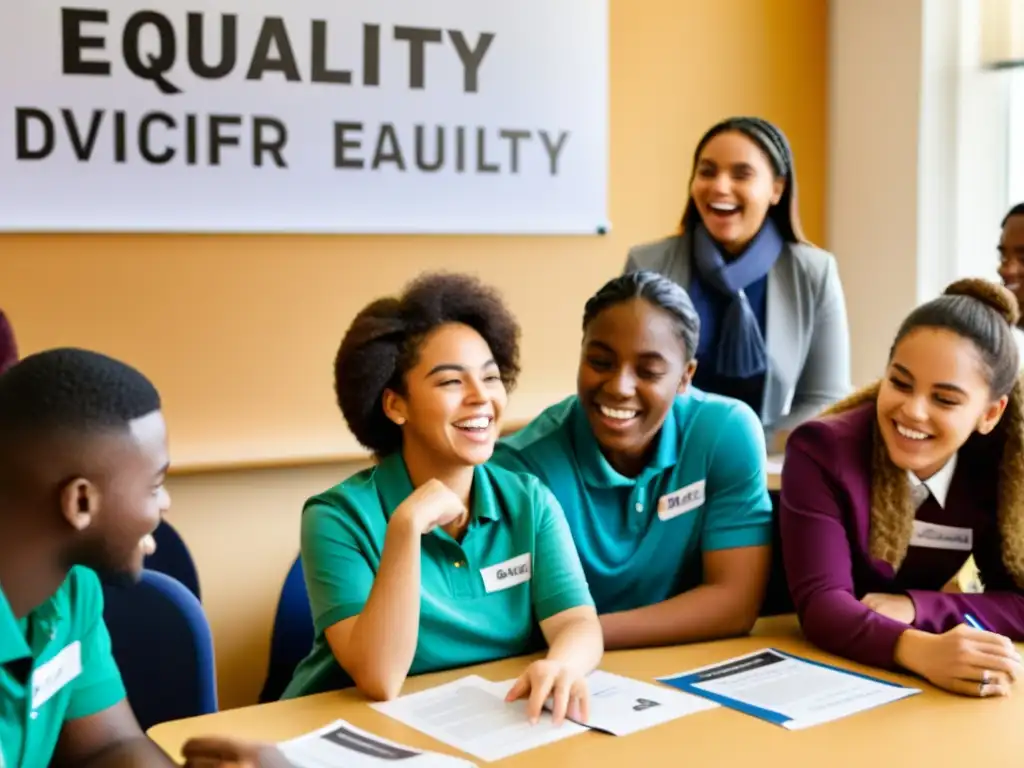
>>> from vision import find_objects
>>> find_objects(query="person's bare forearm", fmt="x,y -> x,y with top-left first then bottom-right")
345,518 -> 423,700
544,617 -> 604,677
72,737 -> 177,767
600,584 -> 757,650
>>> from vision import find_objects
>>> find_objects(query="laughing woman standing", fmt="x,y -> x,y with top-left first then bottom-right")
626,117 -> 851,448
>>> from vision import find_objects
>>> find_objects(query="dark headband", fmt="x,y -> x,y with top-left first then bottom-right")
720,117 -> 791,177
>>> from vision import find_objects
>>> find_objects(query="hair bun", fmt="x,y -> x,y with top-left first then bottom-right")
944,278 -> 1021,326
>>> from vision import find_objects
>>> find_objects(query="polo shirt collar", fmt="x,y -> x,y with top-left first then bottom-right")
374,452 -> 500,524
571,397 -> 681,488
0,581 -> 31,665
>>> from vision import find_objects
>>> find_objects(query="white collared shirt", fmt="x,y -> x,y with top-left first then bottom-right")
907,453 -> 958,510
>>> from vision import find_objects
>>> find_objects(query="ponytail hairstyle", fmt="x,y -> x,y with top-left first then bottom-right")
824,278 -> 1024,586
680,116 -> 805,244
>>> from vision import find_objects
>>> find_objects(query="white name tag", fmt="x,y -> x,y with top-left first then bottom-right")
480,553 -> 532,593
910,520 -> 973,551
32,641 -> 82,710
658,480 -> 706,521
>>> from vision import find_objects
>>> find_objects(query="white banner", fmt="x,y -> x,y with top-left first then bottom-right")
0,2 -> 609,234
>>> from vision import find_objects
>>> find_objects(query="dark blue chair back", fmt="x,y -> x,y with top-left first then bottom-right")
258,555 -> 314,703
103,569 -> 218,730
144,520 -> 201,601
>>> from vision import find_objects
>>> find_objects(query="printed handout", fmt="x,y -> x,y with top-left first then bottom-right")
277,719 -> 475,767
371,675 -> 587,762
658,648 -> 920,730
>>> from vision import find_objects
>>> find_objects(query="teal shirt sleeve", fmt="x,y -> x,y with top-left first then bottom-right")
701,403 -> 773,552
528,478 -> 595,620
65,568 -> 126,720
490,441 -> 540,478
301,501 -> 377,635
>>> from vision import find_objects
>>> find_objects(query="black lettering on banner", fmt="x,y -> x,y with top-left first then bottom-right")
454,126 -> 466,172
539,131 -> 569,176
208,114 -> 241,165
15,108 -> 54,160
187,13 -> 237,80
447,31 -> 494,93
123,11 -> 181,95
499,129 -> 530,173
393,26 -> 442,89
311,20 -> 350,84
62,8 -> 110,76
475,127 -> 498,173
185,114 -> 198,165
253,117 -> 288,167
415,125 -> 444,172
246,17 -> 301,83
139,112 -> 176,164
113,111 -> 127,162
333,122 -> 364,169
372,123 -> 405,170
362,24 -> 381,86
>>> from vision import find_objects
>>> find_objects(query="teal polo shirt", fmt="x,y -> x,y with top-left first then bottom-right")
491,390 -> 772,614
0,566 -> 127,768
282,453 -> 594,699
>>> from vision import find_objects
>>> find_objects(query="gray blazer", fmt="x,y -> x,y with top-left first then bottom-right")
625,232 -> 852,443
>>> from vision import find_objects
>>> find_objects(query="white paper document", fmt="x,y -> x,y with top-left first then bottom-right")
371,676 -> 587,762
277,720 -> 475,767
657,649 -> 920,730
765,454 -> 784,475
486,670 -> 717,736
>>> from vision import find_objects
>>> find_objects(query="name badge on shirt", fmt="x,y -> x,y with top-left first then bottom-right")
480,553 -> 532,593
909,520 -> 973,551
658,480 -> 706,521
32,641 -> 82,710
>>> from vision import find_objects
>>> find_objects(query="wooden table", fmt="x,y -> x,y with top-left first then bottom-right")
149,616 -> 1024,767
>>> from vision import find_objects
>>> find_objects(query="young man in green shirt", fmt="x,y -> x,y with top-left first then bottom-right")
0,348 -> 287,768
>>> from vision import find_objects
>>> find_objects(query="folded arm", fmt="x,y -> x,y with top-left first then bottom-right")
306,505 -> 422,702
602,403 -> 773,649
780,426 -> 908,669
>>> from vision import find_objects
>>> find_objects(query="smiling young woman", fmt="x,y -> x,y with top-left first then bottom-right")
780,278 -> 1024,698
281,273 -> 603,725
625,117 -> 851,449
492,271 -> 773,650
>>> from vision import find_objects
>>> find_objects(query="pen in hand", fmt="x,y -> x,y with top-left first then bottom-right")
964,613 -> 987,631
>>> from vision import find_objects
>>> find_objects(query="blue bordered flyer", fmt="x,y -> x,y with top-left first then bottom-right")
656,648 -> 920,730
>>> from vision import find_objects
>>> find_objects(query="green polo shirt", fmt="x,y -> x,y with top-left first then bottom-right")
491,390 -> 772,614
0,566 -> 126,768
282,453 -> 594,699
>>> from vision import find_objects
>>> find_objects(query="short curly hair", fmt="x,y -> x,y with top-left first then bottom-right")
335,272 -> 521,456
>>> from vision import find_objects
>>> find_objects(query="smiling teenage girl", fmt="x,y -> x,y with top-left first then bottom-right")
781,278 -> 1024,697
625,117 -> 850,448
282,273 -> 602,722
492,271 -> 772,650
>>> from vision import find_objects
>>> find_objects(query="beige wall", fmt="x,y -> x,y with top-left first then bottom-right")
1,0 -> 829,710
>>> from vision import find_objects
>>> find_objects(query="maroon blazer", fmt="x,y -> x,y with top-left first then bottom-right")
780,401 -> 1024,669
0,310 -> 16,373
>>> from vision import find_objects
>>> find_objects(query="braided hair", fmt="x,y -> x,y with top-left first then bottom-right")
680,116 -> 805,244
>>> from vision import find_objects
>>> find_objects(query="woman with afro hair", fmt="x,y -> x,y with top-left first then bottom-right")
283,273 -> 603,726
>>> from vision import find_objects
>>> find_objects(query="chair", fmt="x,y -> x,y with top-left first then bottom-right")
258,555 -> 314,703
145,520 -> 202,601
103,569 -> 218,730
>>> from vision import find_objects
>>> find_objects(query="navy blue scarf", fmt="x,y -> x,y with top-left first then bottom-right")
692,220 -> 784,379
